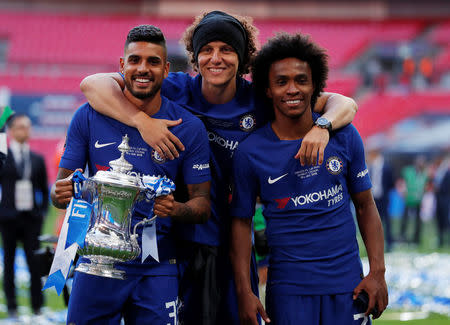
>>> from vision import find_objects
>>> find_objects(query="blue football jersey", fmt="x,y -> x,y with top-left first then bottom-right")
230,119 -> 372,295
162,72 -> 266,246
60,97 -> 211,276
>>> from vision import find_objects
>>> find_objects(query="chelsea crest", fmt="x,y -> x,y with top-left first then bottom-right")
151,149 -> 166,164
239,114 -> 256,132
326,156 -> 343,175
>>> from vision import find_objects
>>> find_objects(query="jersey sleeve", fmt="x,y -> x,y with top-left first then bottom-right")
162,72 -> 190,102
59,103 -> 90,171
346,125 -> 372,194
230,146 -> 258,219
181,119 -> 211,185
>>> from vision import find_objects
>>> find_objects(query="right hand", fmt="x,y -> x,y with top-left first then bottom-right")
52,169 -> 82,208
294,125 -> 329,166
136,117 -> 185,160
237,292 -> 270,325
153,194 -> 175,218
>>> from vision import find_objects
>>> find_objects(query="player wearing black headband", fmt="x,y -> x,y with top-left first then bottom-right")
80,11 -> 358,324
190,11 -> 249,74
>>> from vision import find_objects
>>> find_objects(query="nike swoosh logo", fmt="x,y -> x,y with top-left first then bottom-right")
268,173 -> 288,184
95,141 -> 116,149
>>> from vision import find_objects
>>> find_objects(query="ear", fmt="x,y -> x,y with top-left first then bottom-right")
164,61 -> 170,78
265,87 -> 273,99
119,57 -> 125,73
193,59 -> 199,73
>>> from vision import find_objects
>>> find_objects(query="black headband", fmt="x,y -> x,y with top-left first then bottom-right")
193,11 -> 247,66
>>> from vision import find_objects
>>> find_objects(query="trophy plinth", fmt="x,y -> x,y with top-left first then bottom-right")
75,135 -> 143,280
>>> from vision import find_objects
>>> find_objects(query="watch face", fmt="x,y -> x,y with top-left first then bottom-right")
317,117 -> 329,126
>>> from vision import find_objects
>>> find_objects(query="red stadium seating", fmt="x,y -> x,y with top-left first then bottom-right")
0,71 -> 85,93
0,12 -> 425,69
434,45 -> 450,76
255,19 -> 424,68
0,10 -> 447,184
1,12 -> 192,65
325,73 -> 361,97
354,90 -> 450,138
429,21 -> 450,45
1,11 -> 431,99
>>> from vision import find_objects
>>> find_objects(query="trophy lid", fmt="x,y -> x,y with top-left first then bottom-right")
91,134 -> 142,189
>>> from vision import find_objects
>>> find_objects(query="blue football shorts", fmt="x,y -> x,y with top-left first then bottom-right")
67,271 -> 179,325
266,289 -> 371,325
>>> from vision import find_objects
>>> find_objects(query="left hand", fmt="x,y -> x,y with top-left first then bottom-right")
136,117 -> 184,160
295,126 -> 329,166
353,271 -> 388,319
153,194 -> 175,218
237,291 -> 270,325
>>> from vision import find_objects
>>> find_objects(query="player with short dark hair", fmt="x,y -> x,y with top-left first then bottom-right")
125,24 -> 167,50
51,24 -> 211,324
230,32 -> 388,325
252,32 -> 328,120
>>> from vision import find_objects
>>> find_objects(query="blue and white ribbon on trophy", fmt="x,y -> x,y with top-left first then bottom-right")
43,171 -> 91,295
139,175 -> 175,263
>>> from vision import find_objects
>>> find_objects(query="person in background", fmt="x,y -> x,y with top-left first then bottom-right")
418,56 -> 433,86
367,144 -> 395,251
252,200 -> 269,308
0,106 -> 14,170
433,153 -> 450,247
400,155 -> 428,244
400,56 -> 415,91
0,113 -> 48,318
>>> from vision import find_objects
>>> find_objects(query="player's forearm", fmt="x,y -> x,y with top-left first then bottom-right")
230,218 -> 254,295
316,92 -> 358,130
170,196 -> 210,224
80,73 -> 145,128
356,199 -> 386,274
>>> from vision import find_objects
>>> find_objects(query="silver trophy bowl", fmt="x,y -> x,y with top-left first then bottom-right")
75,135 -> 144,279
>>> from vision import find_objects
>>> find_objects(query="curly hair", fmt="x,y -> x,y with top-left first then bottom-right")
252,32 -> 329,119
181,12 -> 259,76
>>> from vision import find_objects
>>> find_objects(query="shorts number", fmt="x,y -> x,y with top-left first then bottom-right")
353,312 -> 369,325
166,299 -> 177,325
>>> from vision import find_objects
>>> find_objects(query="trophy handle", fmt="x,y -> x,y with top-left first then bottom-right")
132,215 -> 158,237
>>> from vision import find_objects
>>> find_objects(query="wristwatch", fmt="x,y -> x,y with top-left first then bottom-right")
314,117 -> 332,133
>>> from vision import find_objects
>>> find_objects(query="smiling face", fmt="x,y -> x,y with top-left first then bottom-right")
266,57 -> 315,120
120,41 -> 169,100
197,41 -> 239,89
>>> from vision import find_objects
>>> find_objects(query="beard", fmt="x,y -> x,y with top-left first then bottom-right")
124,77 -> 162,100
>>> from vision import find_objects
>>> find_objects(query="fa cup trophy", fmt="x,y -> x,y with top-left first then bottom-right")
75,135 -> 144,279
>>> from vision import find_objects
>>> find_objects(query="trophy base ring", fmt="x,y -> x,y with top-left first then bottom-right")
75,262 -> 126,280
